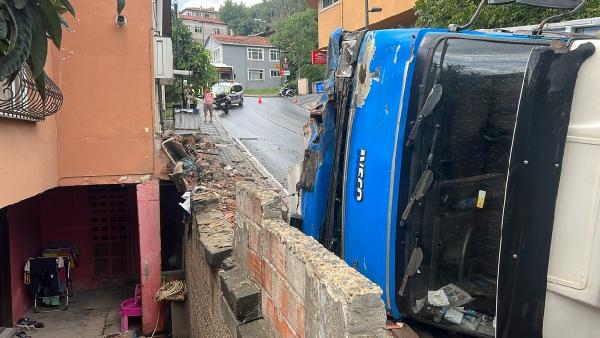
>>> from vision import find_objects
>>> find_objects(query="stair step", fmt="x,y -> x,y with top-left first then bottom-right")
0,327 -> 16,338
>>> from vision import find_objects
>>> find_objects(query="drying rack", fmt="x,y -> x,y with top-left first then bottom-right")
27,256 -> 71,313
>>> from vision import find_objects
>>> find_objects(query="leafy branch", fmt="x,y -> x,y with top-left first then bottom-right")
0,0 -> 75,98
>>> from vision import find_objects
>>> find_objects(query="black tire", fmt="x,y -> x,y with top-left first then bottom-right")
239,98 -> 244,106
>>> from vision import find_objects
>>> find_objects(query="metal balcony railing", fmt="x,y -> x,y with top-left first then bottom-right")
0,64 -> 63,122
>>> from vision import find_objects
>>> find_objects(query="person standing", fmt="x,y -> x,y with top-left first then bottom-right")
203,87 -> 214,122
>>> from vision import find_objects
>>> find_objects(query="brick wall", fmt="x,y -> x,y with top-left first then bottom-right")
234,182 -> 388,338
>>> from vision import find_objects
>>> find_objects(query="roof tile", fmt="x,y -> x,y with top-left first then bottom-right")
209,34 -> 273,47
180,15 -> 226,25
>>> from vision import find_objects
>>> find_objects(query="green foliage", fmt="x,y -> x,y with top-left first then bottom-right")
167,16 -> 217,105
219,0 -> 259,35
244,87 -> 279,96
299,64 -> 326,84
270,8 -> 318,77
0,0 -> 75,98
414,0 -> 600,29
219,0 -> 308,36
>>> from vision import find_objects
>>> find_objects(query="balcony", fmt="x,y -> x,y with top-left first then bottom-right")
0,64 -> 63,122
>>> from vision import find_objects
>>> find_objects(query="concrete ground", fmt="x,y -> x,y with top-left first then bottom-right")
20,285 -> 139,338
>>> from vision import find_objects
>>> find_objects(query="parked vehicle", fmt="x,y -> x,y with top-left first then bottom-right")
212,82 -> 244,107
214,92 -> 231,114
278,82 -> 296,97
293,1 -> 600,337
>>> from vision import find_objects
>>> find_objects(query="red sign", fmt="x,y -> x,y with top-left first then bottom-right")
311,49 -> 327,65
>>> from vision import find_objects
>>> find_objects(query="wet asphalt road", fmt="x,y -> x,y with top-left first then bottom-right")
216,96 -> 307,185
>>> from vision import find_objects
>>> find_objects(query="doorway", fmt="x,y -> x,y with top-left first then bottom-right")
0,208 -> 12,328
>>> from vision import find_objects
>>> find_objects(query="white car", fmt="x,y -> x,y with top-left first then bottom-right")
211,82 -> 244,106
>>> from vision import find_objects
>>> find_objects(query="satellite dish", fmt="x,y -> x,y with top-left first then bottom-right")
488,0 -> 582,9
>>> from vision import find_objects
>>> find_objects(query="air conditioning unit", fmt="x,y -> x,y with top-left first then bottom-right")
153,36 -> 174,80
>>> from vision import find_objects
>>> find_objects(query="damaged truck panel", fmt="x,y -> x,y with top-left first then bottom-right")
299,28 -> 343,240
342,29 -> 431,318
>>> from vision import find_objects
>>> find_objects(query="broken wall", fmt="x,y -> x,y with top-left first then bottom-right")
234,182 -> 388,338
184,180 -> 388,338
184,194 -> 233,338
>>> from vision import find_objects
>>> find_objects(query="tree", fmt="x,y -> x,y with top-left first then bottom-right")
415,0 -> 600,29
219,0 -> 308,36
168,16 -> 217,104
219,0 -> 260,36
269,8 -> 317,78
0,0 -> 75,97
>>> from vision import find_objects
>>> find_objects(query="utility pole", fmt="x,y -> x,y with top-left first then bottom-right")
364,1 -> 383,31
365,0 -> 369,30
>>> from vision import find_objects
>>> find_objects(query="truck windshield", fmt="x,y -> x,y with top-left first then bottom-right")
403,38 -> 539,337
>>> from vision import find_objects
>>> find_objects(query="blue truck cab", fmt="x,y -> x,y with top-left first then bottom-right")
296,23 -> 598,337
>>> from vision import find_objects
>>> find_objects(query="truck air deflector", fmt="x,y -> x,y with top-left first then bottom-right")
342,28 -> 433,317
496,41 -> 594,338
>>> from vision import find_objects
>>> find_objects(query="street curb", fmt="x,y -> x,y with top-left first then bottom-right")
210,116 -> 288,195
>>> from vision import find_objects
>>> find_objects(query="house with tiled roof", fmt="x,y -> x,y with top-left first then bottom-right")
205,34 -> 283,90
179,7 -> 229,42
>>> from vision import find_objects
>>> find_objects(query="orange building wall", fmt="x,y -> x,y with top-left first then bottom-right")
0,1 -> 157,209
56,0 -> 156,186
314,0 -> 416,48
0,47 -> 59,208
0,117 -> 58,208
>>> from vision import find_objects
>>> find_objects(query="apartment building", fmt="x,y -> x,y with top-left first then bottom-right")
307,0 -> 417,48
206,34 -> 282,89
179,6 -> 229,42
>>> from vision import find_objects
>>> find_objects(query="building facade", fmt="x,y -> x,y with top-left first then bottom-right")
206,35 -> 282,89
179,6 -> 219,18
0,1 -> 176,335
179,6 -> 229,42
307,0 -> 417,48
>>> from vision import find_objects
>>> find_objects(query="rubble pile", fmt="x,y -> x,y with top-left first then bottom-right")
161,132 -> 262,224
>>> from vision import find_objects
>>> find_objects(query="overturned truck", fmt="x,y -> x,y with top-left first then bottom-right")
293,2 -> 600,337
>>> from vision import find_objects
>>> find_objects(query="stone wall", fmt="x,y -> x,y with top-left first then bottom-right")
184,195 -> 233,338
234,182 -> 388,338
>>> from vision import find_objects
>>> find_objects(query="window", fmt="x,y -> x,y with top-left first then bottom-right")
270,69 -> 280,78
404,39 -> 540,336
213,28 -> 221,34
203,13 -> 209,18
269,49 -> 281,62
211,48 -> 221,63
194,26 -> 202,33
321,0 -> 339,9
248,69 -> 264,81
247,48 -> 264,61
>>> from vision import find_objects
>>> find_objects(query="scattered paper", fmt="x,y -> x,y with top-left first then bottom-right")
444,307 -> 464,324
428,289 -> 449,307
179,191 -> 191,214
440,284 -> 472,307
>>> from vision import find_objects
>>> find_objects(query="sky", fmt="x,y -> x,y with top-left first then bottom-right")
178,0 -> 264,10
